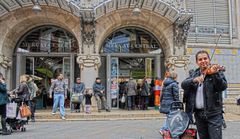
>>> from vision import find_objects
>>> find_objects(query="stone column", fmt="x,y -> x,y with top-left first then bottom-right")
76,55 -> 101,88
76,55 -> 101,111
155,55 -> 161,78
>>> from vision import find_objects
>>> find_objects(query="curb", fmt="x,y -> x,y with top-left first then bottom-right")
34,117 -> 166,122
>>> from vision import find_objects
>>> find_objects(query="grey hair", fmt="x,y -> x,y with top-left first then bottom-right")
169,72 -> 178,79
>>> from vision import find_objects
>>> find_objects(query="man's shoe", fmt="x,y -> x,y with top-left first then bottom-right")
52,112 -> 56,115
61,116 -> 66,120
106,109 -> 111,112
98,110 -> 101,113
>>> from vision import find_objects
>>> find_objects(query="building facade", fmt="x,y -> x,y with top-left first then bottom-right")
0,0 -> 238,108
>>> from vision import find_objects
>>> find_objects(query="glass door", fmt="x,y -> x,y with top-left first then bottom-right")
110,57 -> 119,109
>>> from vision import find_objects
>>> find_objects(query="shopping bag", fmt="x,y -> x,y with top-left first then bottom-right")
6,102 -> 17,118
20,104 -> 32,117
16,110 -> 28,121
71,93 -> 83,103
121,95 -> 126,103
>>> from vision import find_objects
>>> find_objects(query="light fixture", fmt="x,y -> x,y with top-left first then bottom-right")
32,0 -> 41,14
132,0 -> 141,16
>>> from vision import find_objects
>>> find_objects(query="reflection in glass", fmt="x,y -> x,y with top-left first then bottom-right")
17,26 -> 78,53
102,28 -> 161,54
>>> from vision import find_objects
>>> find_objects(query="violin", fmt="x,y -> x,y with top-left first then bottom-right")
202,64 -> 226,75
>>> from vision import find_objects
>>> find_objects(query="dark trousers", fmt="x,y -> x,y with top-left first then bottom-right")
141,96 -> 148,110
95,94 -> 109,110
0,104 -> 7,131
29,100 -> 36,120
195,111 -> 222,139
127,96 -> 135,109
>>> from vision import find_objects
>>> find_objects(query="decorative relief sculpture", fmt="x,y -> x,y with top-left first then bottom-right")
76,55 -> 101,70
80,13 -> 96,54
173,16 -> 192,55
0,55 -> 11,69
165,55 -> 190,70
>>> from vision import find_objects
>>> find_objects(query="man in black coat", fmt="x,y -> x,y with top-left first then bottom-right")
181,50 -> 227,139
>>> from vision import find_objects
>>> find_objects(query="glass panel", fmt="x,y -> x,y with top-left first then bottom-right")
63,57 -> 70,89
26,57 -> 34,75
17,26 -> 78,53
110,57 -> 119,108
102,28 -> 161,54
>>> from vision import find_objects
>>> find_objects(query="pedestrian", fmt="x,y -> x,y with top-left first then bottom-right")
92,77 -> 110,112
119,78 -> 127,109
126,77 -> 136,110
85,88 -> 93,114
159,72 -> 179,135
139,77 -> 149,110
181,50 -> 227,139
26,75 -> 39,122
71,78 -> 85,113
0,73 -> 11,135
49,74 -> 67,120
16,75 -> 30,105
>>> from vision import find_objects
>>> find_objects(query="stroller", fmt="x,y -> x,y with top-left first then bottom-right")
6,97 -> 29,132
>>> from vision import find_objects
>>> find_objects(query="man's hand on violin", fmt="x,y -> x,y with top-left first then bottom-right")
193,75 -> 204,84
208,64 -> 221,74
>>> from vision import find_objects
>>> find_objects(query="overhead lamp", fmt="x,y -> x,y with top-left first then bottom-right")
132,0 -> 141,16
32,0 -> 42,14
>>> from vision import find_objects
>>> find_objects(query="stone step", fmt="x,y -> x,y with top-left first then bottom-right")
224,104 -> 240,114
226,88 -> 240,97
224,98 -> 238,104
34,109 -> 164,122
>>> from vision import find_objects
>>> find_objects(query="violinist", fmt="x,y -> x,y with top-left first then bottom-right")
181,50 -> 227,139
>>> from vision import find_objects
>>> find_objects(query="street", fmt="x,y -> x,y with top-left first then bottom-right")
2,120 -> 240,139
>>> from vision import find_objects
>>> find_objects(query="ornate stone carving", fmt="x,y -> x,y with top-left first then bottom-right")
165,55 -> 190,70
76,55 -> 101,70
173,16 -> 192,55
0,55 -> 11,69
80,11 -> 96,54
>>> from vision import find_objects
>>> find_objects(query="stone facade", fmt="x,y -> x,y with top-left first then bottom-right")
0,0 -> 192,89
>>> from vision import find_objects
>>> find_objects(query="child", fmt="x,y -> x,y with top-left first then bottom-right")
85,88 -> 93,114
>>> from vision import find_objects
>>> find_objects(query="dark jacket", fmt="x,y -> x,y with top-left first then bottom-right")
16,83 -> 30,101
159,78 -> 179,114
181,68 -> 227,117
140,80 -> 149,97
0,83 -> 9,105
93,82 -> 105,96
72,83 -> 85,94
85,94 -> 92,105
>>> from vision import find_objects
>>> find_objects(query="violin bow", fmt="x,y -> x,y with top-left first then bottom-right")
210,34 -> 222,61
199,34 -> 222,86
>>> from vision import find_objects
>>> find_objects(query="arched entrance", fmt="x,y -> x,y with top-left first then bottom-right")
99,27 -> 164,109
13,25 -> 79,109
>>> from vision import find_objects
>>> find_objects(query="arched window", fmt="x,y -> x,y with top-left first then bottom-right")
16,26 -> 78,53
101,28 -> 162,54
